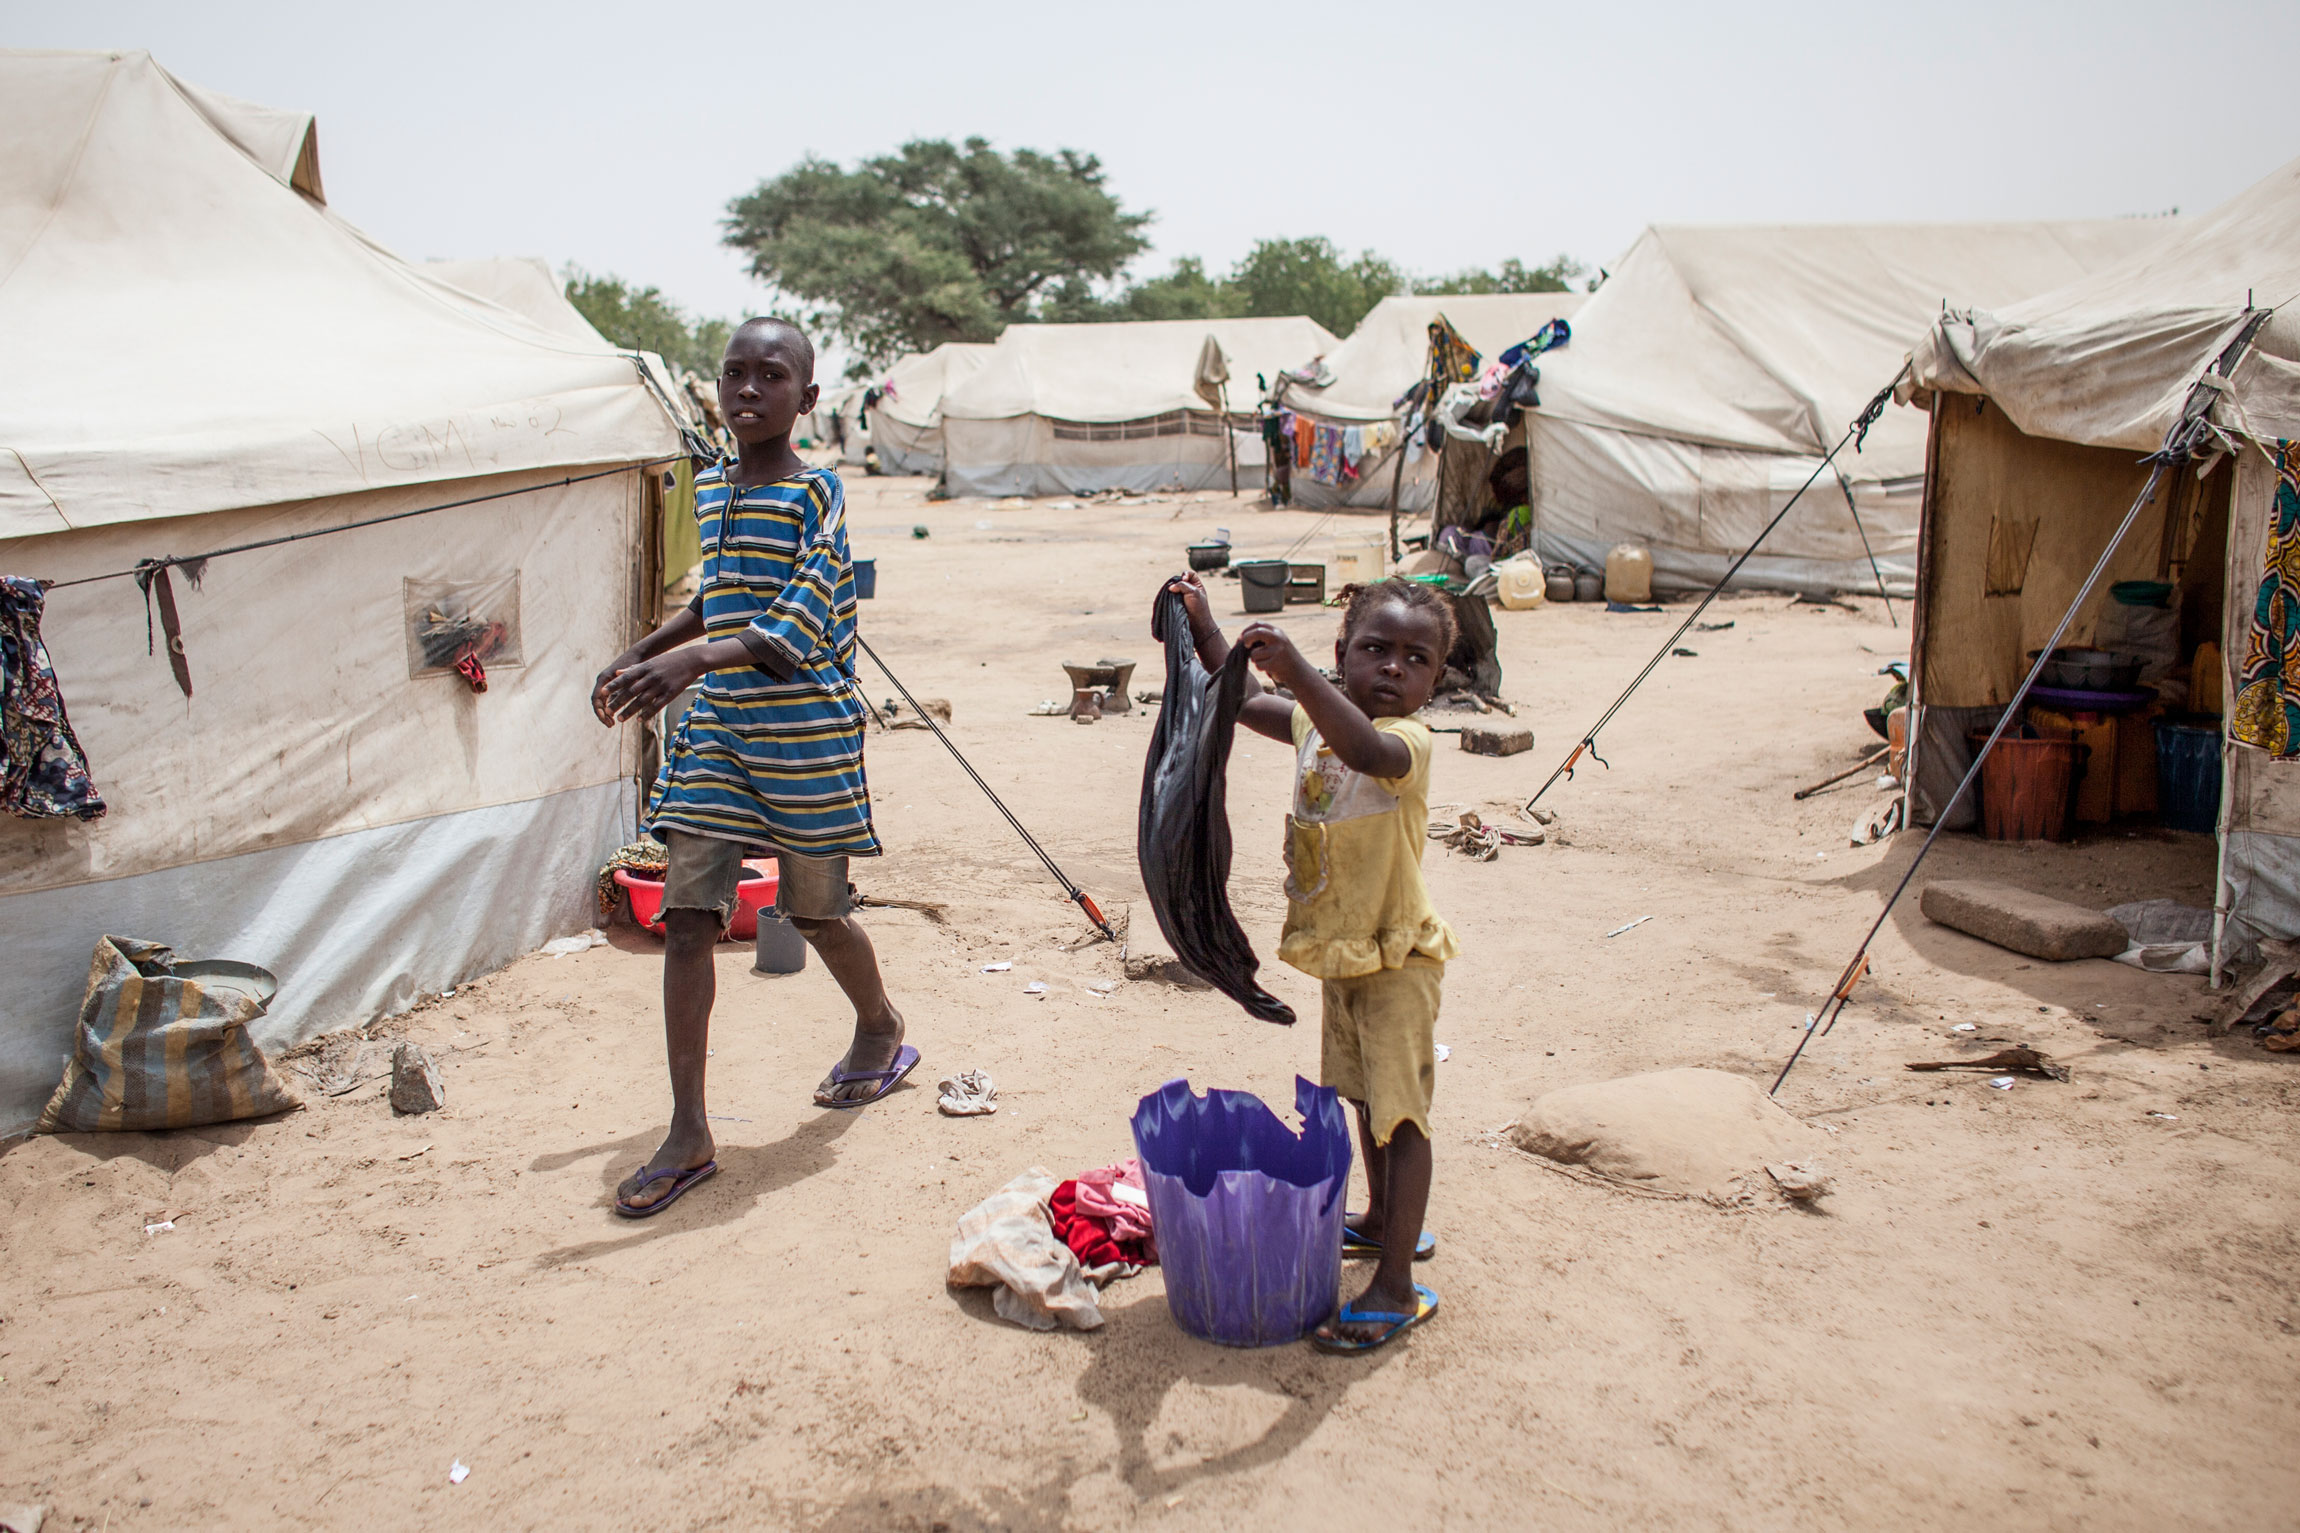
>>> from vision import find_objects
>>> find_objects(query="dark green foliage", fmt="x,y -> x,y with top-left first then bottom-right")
563,269 -> 735,377
1413,255 -> 1585,296
723,138 -> 1151,362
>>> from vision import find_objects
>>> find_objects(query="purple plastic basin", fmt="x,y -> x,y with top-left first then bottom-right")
1131,1076 -> 1351,1347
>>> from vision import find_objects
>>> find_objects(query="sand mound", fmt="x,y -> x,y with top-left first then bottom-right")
1511,1068 -> 1819,1197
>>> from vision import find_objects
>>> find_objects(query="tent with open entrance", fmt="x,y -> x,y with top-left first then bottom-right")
1271,292 -> 1583,513
868,342 -> 996,476
0,50 -> 690,1133
1518,219 -> 2181,594
940,316 -> 1339,498
1900,155 -> 2300,977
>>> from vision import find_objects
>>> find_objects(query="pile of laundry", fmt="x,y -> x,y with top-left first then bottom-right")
947,1156 -> 1157,1331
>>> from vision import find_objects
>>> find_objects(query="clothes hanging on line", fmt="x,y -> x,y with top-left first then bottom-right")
1497,318 -> 1571,371
1309,424 -> 1346,485
2233,441 -> 2300,756
1,575 -> 106,822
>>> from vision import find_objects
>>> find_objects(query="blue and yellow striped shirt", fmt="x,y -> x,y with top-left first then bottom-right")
646,462 -> 880,857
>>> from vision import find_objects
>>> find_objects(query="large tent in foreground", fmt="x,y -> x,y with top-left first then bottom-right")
1522,219 -> 2180,594
1901,155 -> 2300,975
868,342 -> 996,476
941,316 -> 1339,497
0,51 -> 687,1132
1272,292 -> 1583,512
425,256 -> 608,346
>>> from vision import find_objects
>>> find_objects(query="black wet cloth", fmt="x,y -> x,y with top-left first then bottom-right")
1138,589 -> 1296,1025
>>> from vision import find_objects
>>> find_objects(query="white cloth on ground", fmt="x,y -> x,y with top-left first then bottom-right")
947,1168 -> 1104,1331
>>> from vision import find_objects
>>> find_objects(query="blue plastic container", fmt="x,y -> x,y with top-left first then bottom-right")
2156,719 -> 2222,834
1131,1076 -> 1350,1347
852,557 -> 878,599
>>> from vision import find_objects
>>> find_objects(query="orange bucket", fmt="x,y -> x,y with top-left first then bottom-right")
1968,730 -> 2084,841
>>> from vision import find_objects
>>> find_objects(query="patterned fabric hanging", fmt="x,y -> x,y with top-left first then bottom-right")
1,575 -> 106,821
1425,316 -> 1481,390
2233,442 -> 2300,756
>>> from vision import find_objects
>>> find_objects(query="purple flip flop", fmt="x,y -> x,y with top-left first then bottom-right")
613,1159 -> 717,1218
817,1043 -> 920,1110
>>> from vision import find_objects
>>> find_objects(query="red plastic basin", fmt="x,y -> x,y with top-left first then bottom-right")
615,862 -> 780,940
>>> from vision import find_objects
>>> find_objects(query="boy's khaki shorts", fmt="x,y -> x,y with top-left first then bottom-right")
659,829 -> 852,927
1320,955 -> 1444,1147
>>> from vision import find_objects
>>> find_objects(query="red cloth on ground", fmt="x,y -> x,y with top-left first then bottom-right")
1051,1180 -> 1153,1268
1073,1158 -> 1155,1248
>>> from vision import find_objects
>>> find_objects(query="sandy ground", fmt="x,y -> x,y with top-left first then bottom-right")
4,476 -> 2297,1532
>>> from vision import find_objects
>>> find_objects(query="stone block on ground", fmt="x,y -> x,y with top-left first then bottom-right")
390,1042 -> 445,1115
1460,725 -> 1533,757
1919,879 -> 2127,962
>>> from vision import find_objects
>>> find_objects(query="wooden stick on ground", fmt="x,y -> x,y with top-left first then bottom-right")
1793,745 -> 1890,801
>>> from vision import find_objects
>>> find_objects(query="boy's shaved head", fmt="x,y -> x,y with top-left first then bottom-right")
730,316 -> 815,384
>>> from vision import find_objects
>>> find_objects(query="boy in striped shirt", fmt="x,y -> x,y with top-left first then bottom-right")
594,318 -> 914,1217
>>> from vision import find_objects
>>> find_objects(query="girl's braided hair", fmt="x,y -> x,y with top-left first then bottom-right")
1333,576 -> 1459,657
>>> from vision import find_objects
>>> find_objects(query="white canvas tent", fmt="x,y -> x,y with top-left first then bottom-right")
809,381 -> 873,465
941,316 -> 1340,497
1901,155 -> 2300,974
425,257 -> 609,346
1523,219 -> 2180,593
869,342 -> 996,476
0,51 -> 686,1132
1274,292 -> 1583,511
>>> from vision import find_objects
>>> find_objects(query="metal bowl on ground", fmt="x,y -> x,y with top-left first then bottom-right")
2029,646 -> 2143,691
1187,541 -> 1231,571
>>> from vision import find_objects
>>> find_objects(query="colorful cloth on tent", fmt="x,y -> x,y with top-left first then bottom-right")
1309,424 -> 1346,485
647,463 -> 881,855
1426,316 -> 1481,389
2232,441 -> 2300,757
1293,413 -> 1315,469
1,575 -> 105,821
1497,318 -> 1571,370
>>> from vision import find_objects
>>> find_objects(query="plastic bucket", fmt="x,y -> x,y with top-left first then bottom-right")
1236,559 -> 1289,614
1968,730 -> 2082,841
616,863 -> 779,940
2155,719 -> 2222,834
753,910 -> 808,974
1331,536 -> 1385,587
1131,1077 -> 1350,1347
852,557 -> 878,599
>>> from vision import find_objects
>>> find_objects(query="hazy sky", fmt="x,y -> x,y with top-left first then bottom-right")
10,0 -> 2297,328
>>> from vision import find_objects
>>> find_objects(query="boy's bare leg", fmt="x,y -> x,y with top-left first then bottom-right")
793,915 -> 907,1104
1322,1123 -> 1433,1344
617,908 -> 719,1210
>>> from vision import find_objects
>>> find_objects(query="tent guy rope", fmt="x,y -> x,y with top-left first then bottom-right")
1522,369 -> 1907,813
1770,306 -> 2274,1097
853,631 -> 1116,943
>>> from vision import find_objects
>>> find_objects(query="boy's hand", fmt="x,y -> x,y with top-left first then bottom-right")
602,648 -> 709,723
592,652 -> 643,726
1236,622 -> 1309,687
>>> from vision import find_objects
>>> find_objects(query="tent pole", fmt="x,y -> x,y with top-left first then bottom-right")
1833,466 -> 1896,626
1386,416 -> 1410,563
1222,382 -> 1238,497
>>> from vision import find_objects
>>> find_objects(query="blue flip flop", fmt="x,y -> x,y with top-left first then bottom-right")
1342,1218 -> 1436,1260
817,1043 -> 920,1109
613,1159 -> 717,1219
1311,1283 -> 1439,1355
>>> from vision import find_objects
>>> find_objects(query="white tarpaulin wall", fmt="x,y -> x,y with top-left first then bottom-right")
1524,218 -> 2180,593
870,342 -> 995,475
942,316 -> 1338,497
0,51 -> 682,1132
425,257 -> 610,347
1275,292 -> 1583,511
811,382 -> 873,464
1902,153 -> 2300,974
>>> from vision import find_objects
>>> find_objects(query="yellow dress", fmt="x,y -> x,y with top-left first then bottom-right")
1278,706 -> 1460,979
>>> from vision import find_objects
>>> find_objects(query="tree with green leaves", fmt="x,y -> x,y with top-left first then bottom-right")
1224,237 -> 1408,335
723,138 -> 1151,364
1414,255 -> 1585,296
562,269 -> 733,377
